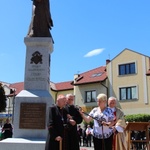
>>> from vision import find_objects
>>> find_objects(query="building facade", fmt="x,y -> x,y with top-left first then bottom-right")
107,48 -> 150,115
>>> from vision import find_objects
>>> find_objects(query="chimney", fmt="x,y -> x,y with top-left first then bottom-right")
74,74 -> 80,83
106,59 -> 110,65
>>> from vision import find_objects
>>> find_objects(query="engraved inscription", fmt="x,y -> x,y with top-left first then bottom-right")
26,64 -> 46,81
19,103 -> 46,129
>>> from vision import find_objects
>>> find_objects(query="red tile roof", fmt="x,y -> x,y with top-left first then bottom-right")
73,66 -> 107,85
9,81 -> 73,94
9,82 -> 24,95
54,81 -> 73,91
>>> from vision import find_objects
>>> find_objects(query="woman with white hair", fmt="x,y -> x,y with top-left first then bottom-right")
79,93 -> 115,150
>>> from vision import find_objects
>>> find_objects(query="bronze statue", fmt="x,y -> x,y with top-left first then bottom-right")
27,0 -> 53,37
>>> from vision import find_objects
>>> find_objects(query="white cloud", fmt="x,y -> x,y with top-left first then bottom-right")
84,48 -> 104,57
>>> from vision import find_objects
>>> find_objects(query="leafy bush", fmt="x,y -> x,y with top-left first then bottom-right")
125,114 -> 150,122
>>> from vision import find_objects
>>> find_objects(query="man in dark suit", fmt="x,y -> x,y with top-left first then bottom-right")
45,94 -> 68,150
65,94 -> 83,150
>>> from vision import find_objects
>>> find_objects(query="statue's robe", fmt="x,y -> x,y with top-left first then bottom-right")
27,0 -> 53,37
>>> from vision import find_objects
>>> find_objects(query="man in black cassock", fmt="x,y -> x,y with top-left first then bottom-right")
45,94 -> 69,150
65,94 -> 83,150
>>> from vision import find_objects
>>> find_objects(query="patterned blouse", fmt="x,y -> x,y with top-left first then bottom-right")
89,107 -> 114,139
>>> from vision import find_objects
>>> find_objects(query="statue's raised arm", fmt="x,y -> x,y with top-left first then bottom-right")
27,0 -> 53,37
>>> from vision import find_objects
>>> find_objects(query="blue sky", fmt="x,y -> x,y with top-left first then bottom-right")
0,0 -> 150,84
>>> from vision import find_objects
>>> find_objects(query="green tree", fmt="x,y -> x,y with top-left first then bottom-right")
0,83 -> 6,112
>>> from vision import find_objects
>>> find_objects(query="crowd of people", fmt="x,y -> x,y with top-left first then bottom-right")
0,92 -> 148,149
77,124 -> 93,147
45,93 -> 128,150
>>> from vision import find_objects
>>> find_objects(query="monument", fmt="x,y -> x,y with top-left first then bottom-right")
0,0 -> 54,149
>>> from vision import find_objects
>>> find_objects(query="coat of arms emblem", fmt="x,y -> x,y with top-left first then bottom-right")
30,51 -> 43,64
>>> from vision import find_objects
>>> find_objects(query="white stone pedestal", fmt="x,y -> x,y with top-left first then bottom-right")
0,138 -> 46,150
7,37 -> 54,150
13,37 -> 54,139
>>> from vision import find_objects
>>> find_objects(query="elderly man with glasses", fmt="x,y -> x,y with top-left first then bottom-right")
64,93 -> 83,150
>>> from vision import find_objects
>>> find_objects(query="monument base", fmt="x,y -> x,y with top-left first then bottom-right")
0,138 -> 46,150
13,90 -> 54,139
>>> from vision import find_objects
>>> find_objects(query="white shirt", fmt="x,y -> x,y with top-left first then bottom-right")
86,127 -> 93,135
89,107 -> 114,139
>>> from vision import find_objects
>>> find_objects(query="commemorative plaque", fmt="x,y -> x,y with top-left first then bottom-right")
19,102 -> 46,129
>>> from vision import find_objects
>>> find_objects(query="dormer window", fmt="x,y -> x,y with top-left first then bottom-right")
91,72 -> 102,77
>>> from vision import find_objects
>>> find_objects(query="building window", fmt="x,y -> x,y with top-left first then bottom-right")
85,90 -> 96,103
91,72 -> 102,77
119,62 -> 136,75
119,86 -> 137,100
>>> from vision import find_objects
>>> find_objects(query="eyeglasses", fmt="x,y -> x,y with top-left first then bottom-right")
68,98 -> 74,101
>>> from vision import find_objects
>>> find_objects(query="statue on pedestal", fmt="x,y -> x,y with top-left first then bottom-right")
27,0 -> 53,37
